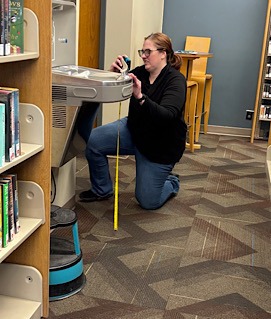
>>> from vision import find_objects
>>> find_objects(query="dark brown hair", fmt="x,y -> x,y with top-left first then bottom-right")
144,32 -> 182,70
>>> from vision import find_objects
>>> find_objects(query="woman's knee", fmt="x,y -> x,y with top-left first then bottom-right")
86,127 -> 105,152
135,190 -> 161,210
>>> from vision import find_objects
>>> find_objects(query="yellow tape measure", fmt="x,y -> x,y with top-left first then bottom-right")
114,102 -> 121,231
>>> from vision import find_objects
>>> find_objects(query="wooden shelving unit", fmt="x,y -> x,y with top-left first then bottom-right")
251,0 -> 271,146
267,145 -> 271,198
0,1 -> 52,318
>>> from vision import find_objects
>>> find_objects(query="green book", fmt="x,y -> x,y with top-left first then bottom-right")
1,174 -> 19,233
0,185 -> 2,249
10,0 -> 24,54
0,178 -> 15,241
0,182 -> 9,247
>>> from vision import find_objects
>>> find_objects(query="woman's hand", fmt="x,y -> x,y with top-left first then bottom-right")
109,55 -> 126,73
129,73 -> 142,100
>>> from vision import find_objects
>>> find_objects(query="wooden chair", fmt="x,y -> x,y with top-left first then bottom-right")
185,81 -> 198,152
185,36 -> 213,142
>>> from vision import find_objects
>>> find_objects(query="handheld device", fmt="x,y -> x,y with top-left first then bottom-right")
123,56 -> 131,71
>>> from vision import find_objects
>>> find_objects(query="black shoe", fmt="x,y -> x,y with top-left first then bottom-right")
169,172 -> 180,182
79,189 -> 113,202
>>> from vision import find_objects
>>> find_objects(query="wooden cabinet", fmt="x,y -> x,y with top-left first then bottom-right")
0,1 -> 51,318
251,0 -> 271,146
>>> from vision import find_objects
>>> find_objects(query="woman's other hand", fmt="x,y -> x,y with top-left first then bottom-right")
129,73 -> 142,100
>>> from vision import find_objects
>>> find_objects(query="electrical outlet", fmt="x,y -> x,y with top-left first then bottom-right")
246,109 -> 254,120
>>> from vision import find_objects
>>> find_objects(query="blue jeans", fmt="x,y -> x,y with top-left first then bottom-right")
77,102 -> 100,143
82,104 -> 180,210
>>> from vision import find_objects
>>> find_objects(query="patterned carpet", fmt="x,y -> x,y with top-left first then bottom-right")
48,134 -> 271,319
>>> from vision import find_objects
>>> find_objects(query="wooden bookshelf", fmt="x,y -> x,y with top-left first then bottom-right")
0,1 -> 52,318
251,0 -> 271,146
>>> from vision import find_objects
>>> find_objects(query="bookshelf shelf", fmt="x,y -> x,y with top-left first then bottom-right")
0,217 -> 43,263
0,181 -> 45,263
0,1 -> 51,317
0,143 -> 44,173
0,103 -> 44,173
0,180 -> 45,318
0,263 -> 43,319
0,295 -> 41,319
0,51 -> 39,63
0,8 -> 39,64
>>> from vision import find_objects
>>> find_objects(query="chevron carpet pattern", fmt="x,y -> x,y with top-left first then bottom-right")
49,134 -> 271,319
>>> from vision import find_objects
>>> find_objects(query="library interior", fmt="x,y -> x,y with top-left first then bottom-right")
0,1 -> 270,318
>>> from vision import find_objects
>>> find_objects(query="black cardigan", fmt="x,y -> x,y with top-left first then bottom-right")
128,64 -> 187,164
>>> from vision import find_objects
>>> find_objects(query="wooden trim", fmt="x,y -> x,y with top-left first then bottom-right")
78,0 -> 101,68
251,0 -> 271,143
78,0 -> 101,128
0,1 -> 52,317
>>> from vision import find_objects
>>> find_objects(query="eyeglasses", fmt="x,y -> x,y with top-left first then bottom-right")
138,48 -> 164,58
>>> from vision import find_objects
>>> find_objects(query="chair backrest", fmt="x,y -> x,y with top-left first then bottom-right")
185,36 -> 211,76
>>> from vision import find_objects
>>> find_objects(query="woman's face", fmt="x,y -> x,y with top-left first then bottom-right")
140,39 -> 166,73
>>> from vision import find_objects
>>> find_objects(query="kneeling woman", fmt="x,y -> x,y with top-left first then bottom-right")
79,32 -> 187,210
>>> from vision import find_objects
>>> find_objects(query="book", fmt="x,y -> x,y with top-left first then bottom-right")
1,174 -> 19,233
0,178 -> 15,241
0,102 -> 5,167
3,0 -> 10,56
175,50 -> 198,55
0,87 -> 20,157
0,0 -> 4,56
0,99 -> 11,162
0,185 -> 2,249
10,0 -> 24,54
0,182 -> 9,247
0,89 -> 15,161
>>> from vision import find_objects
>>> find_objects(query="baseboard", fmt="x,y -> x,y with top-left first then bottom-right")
205,125 -> 251,137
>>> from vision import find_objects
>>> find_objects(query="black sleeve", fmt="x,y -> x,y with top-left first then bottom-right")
138,73 -> 186,125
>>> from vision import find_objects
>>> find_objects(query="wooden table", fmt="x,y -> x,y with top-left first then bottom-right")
176,51 -> 213,80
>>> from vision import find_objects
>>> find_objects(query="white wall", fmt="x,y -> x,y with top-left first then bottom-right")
102,0 -> 164,125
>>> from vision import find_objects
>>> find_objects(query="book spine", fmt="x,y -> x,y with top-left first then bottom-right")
0,185 -> 2,249
266,106 -> 271,119
0,179 -> 15,241
13,175 -> 19,233
13,89 -> 20,156
0,103 -> 5,167
1,174 -> 19,233
0,87 -> 20,157
0,91 -> 14,161
0,99 -> 11,162
10,0 -> 24,54
4,99 -> 11,162
10,92 -> 15,159
0,0 -> 4,56
0,182 -> 9,247
3,0 -> 10,56
260,105 -> 265,119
